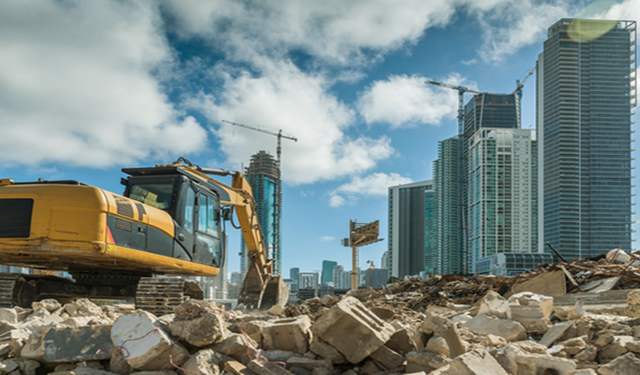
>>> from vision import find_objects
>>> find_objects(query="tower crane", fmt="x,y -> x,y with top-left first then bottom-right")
512,66 -> 536,96
425,80 -> 483,136
221,120 -> 297,166
221,120 -> 297,277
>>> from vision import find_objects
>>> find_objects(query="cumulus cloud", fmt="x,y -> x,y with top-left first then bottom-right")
329,173 -> 414,207
0,1 -> 208,167
469,0 -> 576,63
163,0 -> 457,66
189,61 -> 394,185
357,74 -> 470,128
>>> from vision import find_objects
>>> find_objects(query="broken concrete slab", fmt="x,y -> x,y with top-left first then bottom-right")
597,352 -> 640,375
262,315 -> 311,354
420,315 -> 466,358
425,336 -> 449,357
446,349 -> 508,375
311,296 -> 394,364
405,350 -> 450,373
476,291 -> 509,318
42,325 -> 114,362
309,336 -> 347,365
110,310 -> 189,371
247,360 -> 293,375
514,353 -> 576,375
179,349 -> 221,375
507,305 -> 551,334
62,299 -> 104,318
508,292 -> 553,318
462,314 -> 526,342
598,335 -> 636,360
538,321 -> 574,347
32,299 -> 62,313
211,334 -> 260,365
385,321 -> 425,355
368,345 -> 404,370
0,309 -> 18,324
286,357 -> 333,371
169,310 -> 226,347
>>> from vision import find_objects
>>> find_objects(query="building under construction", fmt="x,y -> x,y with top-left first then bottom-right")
240,150 -> 283,276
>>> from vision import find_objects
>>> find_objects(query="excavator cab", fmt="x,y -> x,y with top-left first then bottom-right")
121,168 -> 226,269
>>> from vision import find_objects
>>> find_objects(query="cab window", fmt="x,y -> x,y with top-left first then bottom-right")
197,193 -> 219,238
128,184 -> 173,210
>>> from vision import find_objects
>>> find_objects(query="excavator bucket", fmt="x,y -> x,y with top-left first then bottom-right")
238,259 -> 289,310
260,275 -> 290,310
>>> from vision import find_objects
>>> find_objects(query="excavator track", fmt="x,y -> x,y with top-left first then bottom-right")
0,273 -> 21,308
135,277 -> 203,316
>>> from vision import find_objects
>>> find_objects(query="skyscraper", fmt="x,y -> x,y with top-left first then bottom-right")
240,151 -> 282,276
538,19 -> 635,259
434,137 -> 461,275
388,180 -> 434,278
467,128 -> 538,273
321,260 -> 337,285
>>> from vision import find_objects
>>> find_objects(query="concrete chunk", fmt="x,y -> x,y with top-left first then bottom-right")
262,315 -> 311,354
514,353 -> 576,375
386,321 -> 424,355
463,314 -> 526,342
507,305 -> 551,334
368,345 -> 404,369
211,334 -> 260,365
286,357 -> 333,371
311,296 -> 394,364
169,311 -> 226,347
179,349 -> 221,375
446,349 -> 508,375
309,336 -> 347,364
477,291 -> 509,318
0,309 -> 18,324
110,310 -> 189,371
63,299 -> 104,318
247,360 -> 293,375
537,321 -> 574,347
508,292 -> 553,318
597,352 -> 640,375
43,325 -> 114,362
405,350 -> 451,373
32,299 -> 62,312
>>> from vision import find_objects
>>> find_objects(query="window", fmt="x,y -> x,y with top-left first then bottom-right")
183,187 -> 195,232
197,194 -> 219,238
129,184 -> 173,210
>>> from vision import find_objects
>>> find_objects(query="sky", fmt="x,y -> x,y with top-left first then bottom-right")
1,0 -> 638,278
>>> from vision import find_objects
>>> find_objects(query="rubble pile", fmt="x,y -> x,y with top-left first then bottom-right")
2,255 -> 640,375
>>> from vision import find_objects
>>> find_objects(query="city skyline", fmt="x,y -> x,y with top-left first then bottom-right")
1,2 -> 639,275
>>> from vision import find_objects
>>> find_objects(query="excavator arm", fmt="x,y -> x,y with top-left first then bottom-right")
182,163 -> 288,309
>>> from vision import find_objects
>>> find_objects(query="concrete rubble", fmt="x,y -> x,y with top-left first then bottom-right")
5,256 -> 640,374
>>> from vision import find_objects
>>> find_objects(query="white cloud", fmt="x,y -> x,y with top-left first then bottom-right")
469,0 -> 575,63
189,61 -> 394,185
319,236 -> 336,242
0,1 -> 208,167
357,74 -> 470,128
163,0 -> 457,66
330,172 -> 414,207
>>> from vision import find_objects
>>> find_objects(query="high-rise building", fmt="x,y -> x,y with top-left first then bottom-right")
332,265 -> 349,289
321,260 -> 337,285
434,137 -> 462,275
380,251 -> 390,271
467,128 -> 538,273
538,19 -> 636,259
240,151 -> 282,276
298,272 -> 318,290
388,180 -> 435,278
363,268 -> 389,288
289,267 -> 299,292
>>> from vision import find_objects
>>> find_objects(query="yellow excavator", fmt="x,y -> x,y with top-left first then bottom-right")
0,158 -> 288,315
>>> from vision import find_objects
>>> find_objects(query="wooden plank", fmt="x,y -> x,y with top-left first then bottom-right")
506,270 -> 566,298
553,289 -> 638,306
560,265 -> 579,287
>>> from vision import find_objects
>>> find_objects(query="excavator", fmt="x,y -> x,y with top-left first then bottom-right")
0,158 -> 289,315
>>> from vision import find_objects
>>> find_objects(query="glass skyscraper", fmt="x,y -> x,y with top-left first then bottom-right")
538,19 -> 636,260
240,151 -> 282,276
388,180 -> 434,278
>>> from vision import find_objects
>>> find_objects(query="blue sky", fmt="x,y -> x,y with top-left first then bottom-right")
0,0 -> 637,278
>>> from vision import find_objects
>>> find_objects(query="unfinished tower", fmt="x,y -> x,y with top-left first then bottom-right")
240,150 -> 282,276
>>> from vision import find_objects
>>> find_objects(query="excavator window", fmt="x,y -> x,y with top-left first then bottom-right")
128,184 -> 173,211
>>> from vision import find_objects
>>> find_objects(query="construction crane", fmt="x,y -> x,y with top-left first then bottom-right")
222,120 -> 297,166
512,66 -> 536,96
221,120 -> 297,277
425,80 -> 483,136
